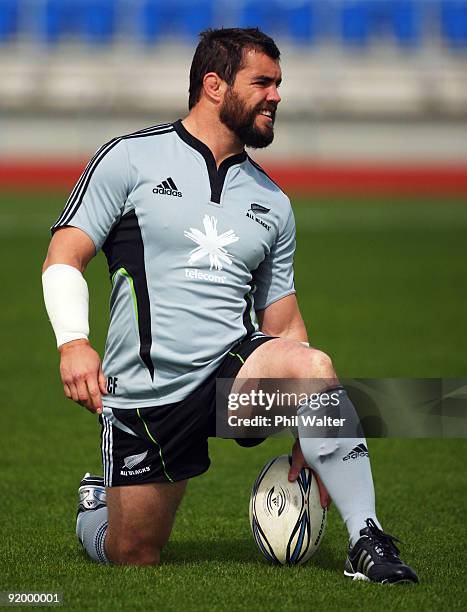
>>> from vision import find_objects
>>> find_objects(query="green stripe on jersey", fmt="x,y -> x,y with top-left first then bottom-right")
112,267 -> 138,324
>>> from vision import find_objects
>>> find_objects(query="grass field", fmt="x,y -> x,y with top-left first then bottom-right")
0,190 -> 466,610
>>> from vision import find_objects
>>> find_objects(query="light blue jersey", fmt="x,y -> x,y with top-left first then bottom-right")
52,121 -> 296,407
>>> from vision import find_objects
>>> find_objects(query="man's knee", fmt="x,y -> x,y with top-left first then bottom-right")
294,347 -> 335,379
107,535 -> 162,565
104,479 -> 187,566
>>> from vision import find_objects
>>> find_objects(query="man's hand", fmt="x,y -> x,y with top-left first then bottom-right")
288,439 -> 331,509
59,339 -> 107,414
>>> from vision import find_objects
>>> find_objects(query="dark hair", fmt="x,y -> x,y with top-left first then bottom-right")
188,28 -> 280,110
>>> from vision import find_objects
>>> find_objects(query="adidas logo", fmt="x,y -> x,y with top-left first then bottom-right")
343,443 -> 369,461
153,177 -> 182,197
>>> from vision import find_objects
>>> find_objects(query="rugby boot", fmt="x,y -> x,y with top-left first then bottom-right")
344,518 -> 419,584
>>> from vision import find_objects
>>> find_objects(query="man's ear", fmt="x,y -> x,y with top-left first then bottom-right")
202,72 -> 227,104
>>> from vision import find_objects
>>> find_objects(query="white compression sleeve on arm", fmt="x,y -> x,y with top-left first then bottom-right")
42,264 -> 90,348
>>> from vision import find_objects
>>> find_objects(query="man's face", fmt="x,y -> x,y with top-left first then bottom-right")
219,49 -> 282,149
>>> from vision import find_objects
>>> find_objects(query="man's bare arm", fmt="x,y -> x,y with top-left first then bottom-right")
257,293 -> 308,342
42,227 -> 106,414
43,226 -> 95,273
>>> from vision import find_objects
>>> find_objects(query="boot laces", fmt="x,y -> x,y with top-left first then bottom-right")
365,518 -> 402,559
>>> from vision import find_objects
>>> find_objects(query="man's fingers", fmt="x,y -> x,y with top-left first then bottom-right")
287,441 -> 331,509
76,378 -> 89,403
98,368 -> 107,396
313,471 -> 332,509
288,439 -> 305,482
59,345 -> 104,414
75,379 -> 95,413
86,379 -> 103,414
288,453 -> 302,481
64,380 -> 98,413
65,374 -> 101,414
68,382 -> 80,403
78,399 -> 97,413
288,465 -> 300,482
63,383 -> 72,399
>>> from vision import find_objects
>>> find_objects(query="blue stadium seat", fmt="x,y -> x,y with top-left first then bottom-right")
34,1 -> 118,46
137,0 -> 213,43
239,0 -> 317,45
284,1 -> 316,44
340,1 -> 371,47
138,0 -> 173,42
179,0 -> 214,38
4,0 -> 466,51
239,0 -> 274,32
136,0 -> 164,43
79,0 -> 116,45
391,1 -> 420,47
35,0 -> 79,45
340,1 -> 422,49
441,0 -> 467,47
0,0 -> 19,42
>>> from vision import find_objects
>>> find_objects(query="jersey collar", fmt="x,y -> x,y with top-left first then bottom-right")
173,119 -> 247,204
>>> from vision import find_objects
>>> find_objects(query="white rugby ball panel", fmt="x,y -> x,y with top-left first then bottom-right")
249,455 -> 327,565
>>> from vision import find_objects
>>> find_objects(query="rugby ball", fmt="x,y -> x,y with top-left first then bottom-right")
249,455 -> 327,565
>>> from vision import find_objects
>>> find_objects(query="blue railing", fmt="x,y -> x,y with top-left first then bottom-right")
0,1 -> 466,48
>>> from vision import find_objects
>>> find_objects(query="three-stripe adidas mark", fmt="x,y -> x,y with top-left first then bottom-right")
342,443 -> 369,461
356,548 -> 375,575
152,177 -> 182,197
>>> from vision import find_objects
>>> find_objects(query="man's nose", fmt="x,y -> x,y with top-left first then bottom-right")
267,85 -> 281,105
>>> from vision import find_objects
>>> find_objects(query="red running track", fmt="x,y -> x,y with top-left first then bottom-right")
0,159 -> 466,195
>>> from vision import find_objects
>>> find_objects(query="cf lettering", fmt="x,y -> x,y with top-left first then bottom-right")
107,377 -> 118,395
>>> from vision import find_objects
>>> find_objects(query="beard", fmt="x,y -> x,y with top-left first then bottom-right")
219,87 -> 276,149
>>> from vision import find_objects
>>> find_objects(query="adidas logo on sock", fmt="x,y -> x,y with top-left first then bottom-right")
153,177 -> 182,197
343,443 -> 369,461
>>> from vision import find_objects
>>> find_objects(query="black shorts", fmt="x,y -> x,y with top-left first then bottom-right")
100,333 -> 274,487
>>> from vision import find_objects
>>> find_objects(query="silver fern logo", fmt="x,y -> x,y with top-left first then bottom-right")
184,215 -> 239,271
123,450 -> 148,470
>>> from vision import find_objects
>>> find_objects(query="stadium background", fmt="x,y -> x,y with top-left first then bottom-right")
0,1 -> 466,610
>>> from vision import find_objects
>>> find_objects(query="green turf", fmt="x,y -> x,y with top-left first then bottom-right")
0,190 -> 466,610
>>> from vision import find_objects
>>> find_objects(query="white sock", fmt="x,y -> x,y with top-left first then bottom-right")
76,506 -> 110,563
298,389 -> 382,545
